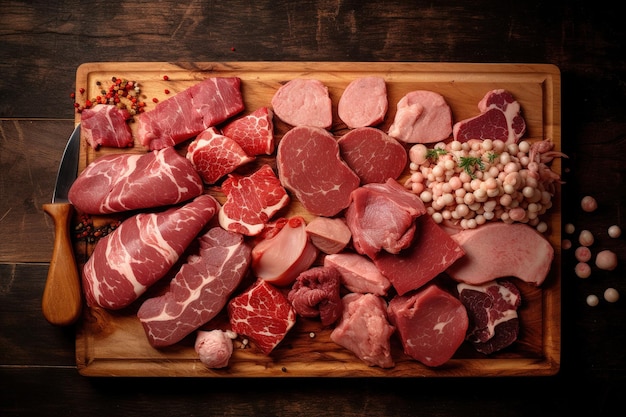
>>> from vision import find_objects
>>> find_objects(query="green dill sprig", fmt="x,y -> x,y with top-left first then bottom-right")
458,156 -> 485,177
426,148 -> 448,161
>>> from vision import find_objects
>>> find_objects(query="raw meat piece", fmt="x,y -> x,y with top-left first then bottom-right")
137,77 -> 244,150
218,164 -> 290,236
445,222 -> 553,286
287,266 -> 343,326
221,107 -> 275,156
81,104 -> 133,149
137,227 -> 251,347
305,216 -> 352,254
324,252 -> 391,296
195,329 -> 238,368
457,280 -> 521,355
338,77 -> 388,128
228,279 -> 297,355
186,127 -> 254,184
271,78 -> 332,129
330,293 -> 395,368
68,147 -> 204,215
338,127 -> 407,184
387,284 -> 468,367
82,195 -> 219,310
345,178 -> 426,259
277,126 -> 360,217
251,216 -> 318,287
387,90 -> 452,143
453,89 -> 526,144
374,214 -> 465,295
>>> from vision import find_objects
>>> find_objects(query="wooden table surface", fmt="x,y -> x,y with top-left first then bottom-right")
1,1 -> 624,415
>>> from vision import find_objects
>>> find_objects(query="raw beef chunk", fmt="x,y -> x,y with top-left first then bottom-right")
81,104 -> 133,149
387,90 -> 452,143
221,107 -> 275,156
271,78 -> 332,128
287,266 -> 343,326
338,77 -> 388,128
305,216 -> 352,254
324,252 -> 391,296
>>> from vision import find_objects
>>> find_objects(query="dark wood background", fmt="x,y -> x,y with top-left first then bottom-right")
1,1 -> 625,415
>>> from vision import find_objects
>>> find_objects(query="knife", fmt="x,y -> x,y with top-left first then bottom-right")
41,124 -> 82,326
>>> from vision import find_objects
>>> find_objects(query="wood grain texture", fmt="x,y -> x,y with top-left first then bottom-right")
72,62 -> 561,377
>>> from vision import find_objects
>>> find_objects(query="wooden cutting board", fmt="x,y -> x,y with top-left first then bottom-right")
72,62 -> 561,377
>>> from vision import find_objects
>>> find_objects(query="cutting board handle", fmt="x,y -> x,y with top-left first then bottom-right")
42,203 -> 82,326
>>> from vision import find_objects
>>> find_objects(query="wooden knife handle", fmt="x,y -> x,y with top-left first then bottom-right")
42,203 -> 82,326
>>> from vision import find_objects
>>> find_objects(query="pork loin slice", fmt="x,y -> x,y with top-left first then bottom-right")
277,126 -> 360,217
138,77 -> 244,150
68,147 -> 204,215
186,127 -> 254,184
345,178 -> 426,259
387,284 -> 468,367
137,227 -> 251,347
271,78 -> 332,129
445,222 -> 553,286
453,89 -> 526,144
221,107 -> 275,156
287,266 -> 343,326
82,194 -> 219,310
219,164 -> 290,236
81,104 -> 133,149
324,252 -> 391,296
387,90 -> 452,143
330,293 -> 395,368
373,214 -> 465,296
228,279 -> 297,355
305,216 -> 352,254
338,127 -> 408,184
457,280 -> 521,355
338,77 -> 388,128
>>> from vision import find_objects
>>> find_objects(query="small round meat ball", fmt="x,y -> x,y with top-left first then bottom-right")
562,239 -> 572,250
575,246 -> 592,262
595,250 -> 618,271
579,230 -> 594,247
564,223 -> 575,234
608,225 -> 622,238
581,195 -> 598,212
586,294 -> 599,307
604,288 -> 620,303
575,262 -> 592,279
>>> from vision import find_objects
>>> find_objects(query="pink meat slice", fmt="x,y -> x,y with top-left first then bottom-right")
338,77 -> 388,128
228,279 -> 297,355
387,90 -> 452,143
271,79 -> 332,129
330,293 -> 395,368
345,178 -> 426,259
81,104 -> 133,149
277,126 -> 360,217
387,284 -> 468,367
186,127 -> 254,184
137,227 -> 251,347
221,107 -> 275,156
287,266 -> 343,326
305,216 -> 352,254
82,194 -> 219,310
137,77 -> 244,150
324,252 -> 391,296
445,222 -> 553,286
373,214 -> 465,296
338,127 -> 407,184
453,89 -> 526,144
218,164 -> 290,236
68,147 -> 204,214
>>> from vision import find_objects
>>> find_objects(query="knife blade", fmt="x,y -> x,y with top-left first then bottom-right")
42,124 -> 82,326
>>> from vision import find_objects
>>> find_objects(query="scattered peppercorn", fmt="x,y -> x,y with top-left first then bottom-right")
74,213 -> 121,243
74,76 -> 144,115
164,89 -> 170,94
163,75 -> 169,81
152,97 -> 159,103
79,87 -> 85,94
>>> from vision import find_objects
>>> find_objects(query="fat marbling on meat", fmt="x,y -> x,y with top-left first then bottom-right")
221,106 -> 275,156
80,104 -> 133,149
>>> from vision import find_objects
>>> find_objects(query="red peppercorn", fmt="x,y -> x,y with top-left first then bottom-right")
163,75 -> 169,81
152,97 -> 159,103
79,88 -> 85,94
70,92 -> 75,99
164,89 -> 170,94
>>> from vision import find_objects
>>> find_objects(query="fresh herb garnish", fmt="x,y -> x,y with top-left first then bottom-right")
487,152 -> 498,163
426,148 -> 448,161
458,156 -> 485,177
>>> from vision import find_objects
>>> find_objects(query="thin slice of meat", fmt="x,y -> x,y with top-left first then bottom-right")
338,127 -> 407,184
186,127 -> 254,184
453,89 -> 526,144
387,90 -> 452,143
330,293 -> 395,368
68,147 -> 204,214
228,279 -> 297,355
324,252 -> 391,296
287,266 -> 343,326
305,216 -> 352,254
277,126 -> 360,217
445,222 -> 553,286
82,194 -> 219,310
271,78 -> 332,129
221,107 -> 275,156
387,284 -> 468,367
373,214 -> 465,296
137,77 -> 244,150
218,164 -> 290,236
137,227 -> 251,347
81,104 -> 133,149
338,77 -> 388,128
